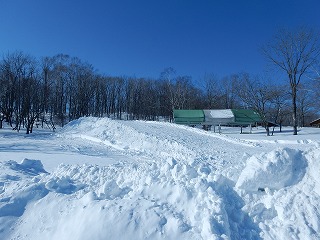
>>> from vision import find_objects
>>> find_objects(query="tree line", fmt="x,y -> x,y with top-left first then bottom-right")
0,27 -> 319,134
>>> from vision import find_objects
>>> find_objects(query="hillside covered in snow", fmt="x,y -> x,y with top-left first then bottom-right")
1,117 -> 320,239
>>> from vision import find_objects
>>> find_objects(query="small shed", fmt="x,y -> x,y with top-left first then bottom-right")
310,118 -> 320,127
173,109 -> 205,125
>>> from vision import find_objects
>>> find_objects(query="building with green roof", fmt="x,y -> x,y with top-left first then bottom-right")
173,109 -> 262,127
230,109 -> 262,125
173,109 -> 205,125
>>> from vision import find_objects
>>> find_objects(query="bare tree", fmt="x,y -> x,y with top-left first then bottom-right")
220,74 -> 240,109
262,27 -> 320,135
235,73 -> 274,135
160,67 -> 179,111
296,83 -> 316,127
203,73 -> 220,108
309,61 -> 320,81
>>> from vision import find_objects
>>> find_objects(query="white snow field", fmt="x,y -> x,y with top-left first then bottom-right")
0,117 -> 320,240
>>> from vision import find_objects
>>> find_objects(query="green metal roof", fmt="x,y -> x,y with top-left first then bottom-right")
172,109 -> 262,126
231,109 -> 262,124
173,109 -> 205,125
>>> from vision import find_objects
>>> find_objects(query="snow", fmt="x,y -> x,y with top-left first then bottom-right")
208,109 -> 234,119
236,148 -> 307,191
203,109 -> 235,125
1,117 -> 320,239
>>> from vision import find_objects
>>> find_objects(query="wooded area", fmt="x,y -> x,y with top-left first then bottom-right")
0,28 -> 319,134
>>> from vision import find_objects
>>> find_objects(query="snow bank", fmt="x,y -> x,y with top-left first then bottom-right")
59,117 -> 196,163
0,157 -> 260,239
7,158 -> 47,175
236,148 -> 307,191
237,147 -> 320,239
59,117 -> 256,164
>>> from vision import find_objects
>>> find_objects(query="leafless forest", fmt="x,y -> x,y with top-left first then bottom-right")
1,28 -> 319,134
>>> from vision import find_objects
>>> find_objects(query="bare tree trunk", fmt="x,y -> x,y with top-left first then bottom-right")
292,86 -> 298,135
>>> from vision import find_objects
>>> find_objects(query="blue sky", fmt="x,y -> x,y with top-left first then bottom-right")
0,0 -> 319,80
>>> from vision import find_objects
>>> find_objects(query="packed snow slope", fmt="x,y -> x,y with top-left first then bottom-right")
0,117 -> 320,240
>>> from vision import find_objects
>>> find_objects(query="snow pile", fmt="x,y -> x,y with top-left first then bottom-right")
0,158 -> 259,240
236,148 -> 307,191
237,147 -> 320,239
59,117 -> 196,163
11,158 -> 48,175
58,117 -> 257,182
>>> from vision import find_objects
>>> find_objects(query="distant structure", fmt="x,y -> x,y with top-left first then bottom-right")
173,109 -> 262,133
310,118 -> 320,128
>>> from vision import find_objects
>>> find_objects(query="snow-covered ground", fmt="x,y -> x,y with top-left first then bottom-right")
0,117 -> 320,239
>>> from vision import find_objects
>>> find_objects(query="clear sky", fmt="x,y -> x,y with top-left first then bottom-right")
0,0 -> 319,80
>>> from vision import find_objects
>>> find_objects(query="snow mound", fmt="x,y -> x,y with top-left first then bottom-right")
239,147 -> 320,239
0,159 -> 50,238
236,148 -> 307,191
59,117 -> 256,168
45,176 -> 85,194
59,117 -> 195,163
0,184 -> 49,218
0,158 -> 260,240
7,158 -> 48,175
97,179 -> 132,200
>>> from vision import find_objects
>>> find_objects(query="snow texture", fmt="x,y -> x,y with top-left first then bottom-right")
236,148 -> 307,191
0,117 -> 320,239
